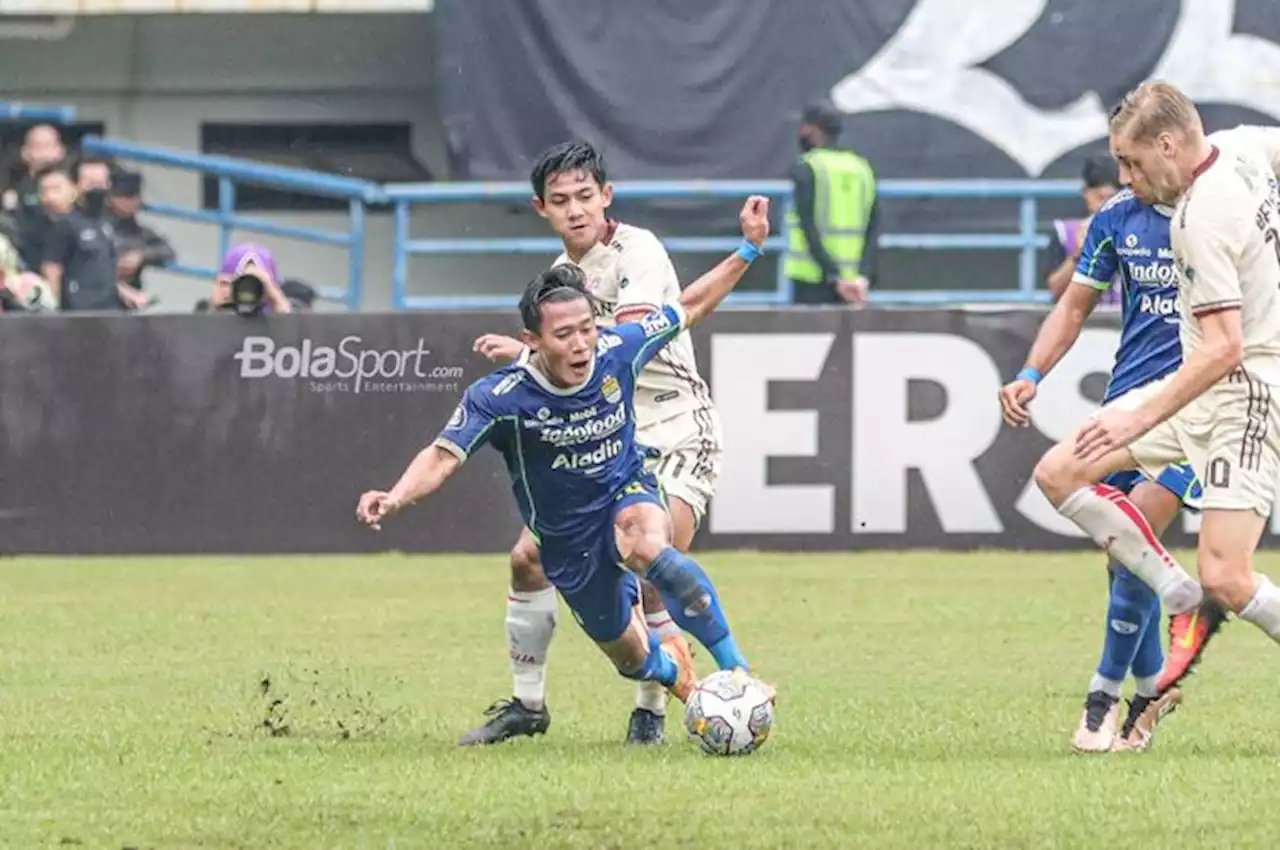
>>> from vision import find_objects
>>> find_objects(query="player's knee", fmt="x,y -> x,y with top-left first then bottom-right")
509,539 -> 550,592
1033,442 -> 1083,505
621,527 -> 668,571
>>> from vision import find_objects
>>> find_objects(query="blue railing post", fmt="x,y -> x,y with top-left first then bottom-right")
347,198 -> 366,311
217,177 -> 235,264
392,201 -> 410,310
1018,196 -> 1038,296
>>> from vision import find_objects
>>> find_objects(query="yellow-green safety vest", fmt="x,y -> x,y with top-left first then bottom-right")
785,148 -> 876,284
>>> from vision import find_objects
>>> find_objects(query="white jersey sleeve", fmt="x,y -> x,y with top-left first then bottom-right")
1176,193 -> 1247,318
612,226 -> 680,318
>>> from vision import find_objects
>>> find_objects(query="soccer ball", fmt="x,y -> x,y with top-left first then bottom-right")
683,669 -> 774,756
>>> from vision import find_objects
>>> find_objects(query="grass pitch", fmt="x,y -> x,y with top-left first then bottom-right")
2,551 -> 1279,849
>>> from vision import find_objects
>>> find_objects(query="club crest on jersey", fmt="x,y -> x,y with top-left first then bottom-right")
446,404 -> 467,430
602,374 -> 622,404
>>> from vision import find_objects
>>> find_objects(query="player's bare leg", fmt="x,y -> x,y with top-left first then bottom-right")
1122,506 -> 1275,751
458,528 -> 554,746
1076,481 -> 1181,754
630,496 -> 698,744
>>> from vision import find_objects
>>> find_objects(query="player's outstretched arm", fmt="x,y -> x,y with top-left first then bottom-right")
356,445 -> 463,530
1000,282 -> 1102,426
1136,308 -> 1243,425
1077,308 -> 1243,462
679,196 -> 770,327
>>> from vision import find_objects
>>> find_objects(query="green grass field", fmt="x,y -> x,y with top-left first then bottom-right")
2,551 -> 1279,849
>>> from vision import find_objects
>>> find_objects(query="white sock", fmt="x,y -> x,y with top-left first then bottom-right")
1059,485 -> 1203,614
506,587 -> 557,709
1134,675 -> 1160,698
1239,574 -> 1280,643
635,612 -> 681,715
1087,674 -> 1122,698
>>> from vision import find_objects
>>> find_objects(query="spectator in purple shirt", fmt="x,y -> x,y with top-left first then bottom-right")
1045,156 -> 1122,303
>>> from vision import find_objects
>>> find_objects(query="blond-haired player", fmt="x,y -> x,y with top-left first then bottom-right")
1034,81 -> 1280,747
460,141 -> 728,746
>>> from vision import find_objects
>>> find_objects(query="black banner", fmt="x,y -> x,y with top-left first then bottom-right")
0,309 -> 1255,555
434,0 -> 1280,187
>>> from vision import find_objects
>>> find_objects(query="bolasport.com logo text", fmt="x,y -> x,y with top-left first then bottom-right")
233,335 -> 465,394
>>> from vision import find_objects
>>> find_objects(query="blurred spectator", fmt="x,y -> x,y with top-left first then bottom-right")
4,124 -> 67,272
108,171 -> 175,296
74,156 -> 113,219
39,166 -> 140,312
280,279 -> 317,312
786,101 -> 879,306
1045,156 -> 1122,301
0,230 -> 54,313
194,243 -> 292,315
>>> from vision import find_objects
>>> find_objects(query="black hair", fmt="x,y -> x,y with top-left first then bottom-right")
1082,155 -> 1120,190
72,156 -> 115,182
519,264 -> 597,333
35,164 -> 72,184
530,140 -> 608,200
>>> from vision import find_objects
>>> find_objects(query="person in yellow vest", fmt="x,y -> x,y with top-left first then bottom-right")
786,102 -> 880,305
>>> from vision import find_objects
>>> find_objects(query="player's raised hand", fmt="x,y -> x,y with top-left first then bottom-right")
1074,408 -> 1146,463
473,333 -> 525,363
999,379 -> 1038,427
739,195 -> 770,246
356,490 -> 401,531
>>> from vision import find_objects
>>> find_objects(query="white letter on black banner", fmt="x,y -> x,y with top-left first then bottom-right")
1013,328 -> 1118,537
710,333 -> 835,534
852,333 -> 1002,534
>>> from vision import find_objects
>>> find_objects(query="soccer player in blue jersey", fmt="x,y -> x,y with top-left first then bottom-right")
356,196 -> 773,720
1000,186 -> 1203,753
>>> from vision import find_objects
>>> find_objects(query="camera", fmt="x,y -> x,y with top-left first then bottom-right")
229,272 -> 267,316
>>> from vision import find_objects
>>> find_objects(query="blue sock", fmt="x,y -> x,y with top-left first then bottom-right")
617,630 -> 677,686
644,546 -> 749,671
1130,590 -> 1165,682
1096,565 -> 1160,684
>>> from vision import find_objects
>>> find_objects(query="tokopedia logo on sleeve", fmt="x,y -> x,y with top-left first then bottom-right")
232,335 -> 465,394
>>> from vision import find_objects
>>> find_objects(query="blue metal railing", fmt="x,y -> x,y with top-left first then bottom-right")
385,178 -> 1082,309
10,99 -> 1084,310
0,101 -> 76,124
81,136 -> 385,310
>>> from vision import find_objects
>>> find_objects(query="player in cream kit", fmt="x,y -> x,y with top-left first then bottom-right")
462,141 -> 727,747
1033,82 -> 1280,728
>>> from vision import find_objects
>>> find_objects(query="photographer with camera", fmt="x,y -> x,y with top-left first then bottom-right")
197,243 -> 292,315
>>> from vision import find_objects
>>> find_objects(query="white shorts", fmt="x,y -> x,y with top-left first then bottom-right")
1104,371 -> 1280,515
637,407 -> 723,528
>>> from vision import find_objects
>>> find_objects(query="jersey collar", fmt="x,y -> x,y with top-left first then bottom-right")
1191,145 -> 1220,180
521,354 -> 596,396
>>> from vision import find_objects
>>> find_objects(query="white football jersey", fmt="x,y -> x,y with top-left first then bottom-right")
552,222 -> 718,433
1173,126 -> 1280,385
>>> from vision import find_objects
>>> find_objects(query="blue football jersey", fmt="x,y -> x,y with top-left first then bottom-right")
1072,189 -> 1182,402
434,303 -> 686,584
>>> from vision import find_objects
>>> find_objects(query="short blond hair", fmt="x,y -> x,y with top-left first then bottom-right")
1109,81 -> 1202,142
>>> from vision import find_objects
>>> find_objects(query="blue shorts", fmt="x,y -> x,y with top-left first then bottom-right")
1103,462 -> 1202,512
542,475 -> 665,643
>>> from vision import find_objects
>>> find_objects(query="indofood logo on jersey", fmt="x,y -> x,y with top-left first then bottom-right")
540,405 -> 627,447
232,335 -> 465,394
